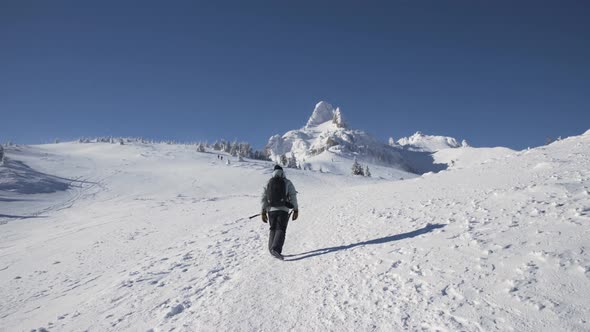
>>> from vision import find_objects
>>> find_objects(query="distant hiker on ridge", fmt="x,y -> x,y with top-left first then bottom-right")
260,165 -> 299,260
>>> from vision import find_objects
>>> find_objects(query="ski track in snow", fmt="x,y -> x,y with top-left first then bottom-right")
1,136 -> 590,331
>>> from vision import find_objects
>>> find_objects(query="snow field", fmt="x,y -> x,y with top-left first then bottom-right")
1,132 -> 589,331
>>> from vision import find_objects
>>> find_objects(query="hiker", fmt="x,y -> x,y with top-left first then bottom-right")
261,165 -> 299,260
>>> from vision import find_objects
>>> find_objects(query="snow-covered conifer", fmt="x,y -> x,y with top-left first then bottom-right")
239,143 -> 252,158
230,141 -> 239,157
287,152 -> 298,169
223,140 -> 231,153
352,158 -> 364,176
365,165 -> 371,177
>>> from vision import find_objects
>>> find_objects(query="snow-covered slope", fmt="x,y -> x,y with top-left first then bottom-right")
432,145 -> 517,170
1,130 -> 589,331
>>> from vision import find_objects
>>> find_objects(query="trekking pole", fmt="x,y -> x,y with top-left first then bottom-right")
248,213 -> 261,219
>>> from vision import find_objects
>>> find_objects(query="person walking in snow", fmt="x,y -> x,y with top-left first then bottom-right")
261,165 -> 299,260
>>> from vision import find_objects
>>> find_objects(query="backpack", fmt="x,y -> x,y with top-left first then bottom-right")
267,176 -> 288,208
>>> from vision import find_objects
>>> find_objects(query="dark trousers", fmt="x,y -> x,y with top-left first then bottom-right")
268,210 -> 289,254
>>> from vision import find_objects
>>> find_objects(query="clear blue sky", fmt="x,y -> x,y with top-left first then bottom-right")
1,1 -> 589,149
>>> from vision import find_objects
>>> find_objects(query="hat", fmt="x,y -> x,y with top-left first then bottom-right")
273,164 -> 283,171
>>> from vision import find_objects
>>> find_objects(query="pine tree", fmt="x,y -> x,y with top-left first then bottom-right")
230,141 -> 239,157
287,152 -> 298,169
280,154 -> 288,166
196,143 -> 206,152
365,165 -> 371,177
0,145 -> 4,165
239,142 -> 252,158
352,158 -> 364,176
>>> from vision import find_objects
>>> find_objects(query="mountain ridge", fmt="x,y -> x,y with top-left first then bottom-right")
266,101 -> 475,176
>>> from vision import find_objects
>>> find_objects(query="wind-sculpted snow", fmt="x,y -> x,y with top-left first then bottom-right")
1,131 -> 589,331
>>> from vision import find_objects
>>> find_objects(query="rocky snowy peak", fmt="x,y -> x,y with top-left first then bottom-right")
332,107 -> 346,128
267,102 -> 409,174
397,131 -> 468,152
305,101 -> 334,128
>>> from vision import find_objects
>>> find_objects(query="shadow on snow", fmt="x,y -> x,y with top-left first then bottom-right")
284,223 -> 446,261
0,214 -> 47,219
398,148 -> 448,174
0,159 -> 96,194
0,197 -> 36,202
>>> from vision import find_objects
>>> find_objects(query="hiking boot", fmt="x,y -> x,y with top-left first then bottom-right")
270,249 -> 284,260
